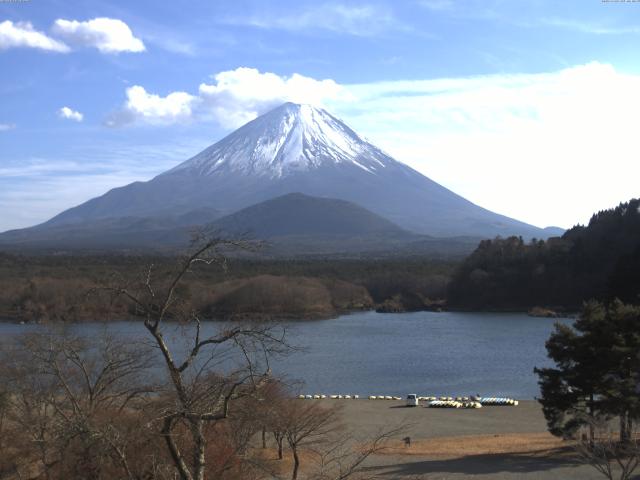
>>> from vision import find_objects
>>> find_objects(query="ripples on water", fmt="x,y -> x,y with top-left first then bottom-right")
0,311 -> 570,399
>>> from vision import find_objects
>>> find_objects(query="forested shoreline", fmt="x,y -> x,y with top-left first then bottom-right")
1,198 -> 639,323
0,254 -> 454,323
447,198 -> 640,311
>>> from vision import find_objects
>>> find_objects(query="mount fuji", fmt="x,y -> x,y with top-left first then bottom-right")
0,102 -> 562,251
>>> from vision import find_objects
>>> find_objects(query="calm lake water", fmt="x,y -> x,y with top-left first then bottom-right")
0,311 -> 570,399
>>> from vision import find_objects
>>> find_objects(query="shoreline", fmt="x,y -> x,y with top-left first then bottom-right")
0,315 -> 557,401
0,306 -> 577,324
311,399 -> 600,479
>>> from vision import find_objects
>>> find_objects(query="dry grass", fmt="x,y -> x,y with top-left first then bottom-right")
381,432 -> 569,459
251,447 -> 320,477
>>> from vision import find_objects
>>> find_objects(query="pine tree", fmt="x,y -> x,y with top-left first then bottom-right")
535,300 -> 640,442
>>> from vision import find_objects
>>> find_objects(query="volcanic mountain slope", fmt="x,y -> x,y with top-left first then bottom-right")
0,193 -> 479,256
1,102 -> 562,246
207,193 -> 473,256
211,192 -> 409,238
0,208 -> 222,250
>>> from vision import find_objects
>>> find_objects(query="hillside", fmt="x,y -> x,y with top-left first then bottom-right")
0,193 -> 479,258
211,192 -> 409,237
447,198 -> 640,310
0,208 -> 221,250
1,103 -> 561,251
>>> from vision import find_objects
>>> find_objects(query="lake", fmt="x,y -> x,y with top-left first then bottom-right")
0,311 -> 569,399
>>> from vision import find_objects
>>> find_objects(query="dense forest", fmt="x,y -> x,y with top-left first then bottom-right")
2,199 -> 639,322
0,253 -> 455,322
448,199 -> 640,310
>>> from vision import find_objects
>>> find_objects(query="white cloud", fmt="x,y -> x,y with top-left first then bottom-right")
0,20 -> 69,52
109,68 -> 348,128
419,0 -> 454,11
198,67 -> 350,128
51,17 -> 145,53
0,123 -> 16,131
226,3 -> 407,37
142,34 -> 195,56
541,17 -> 640,35
102,62 -> 640,229
335,62 -> 640,228
106,85 -> 196,127
58,106 -> 83,122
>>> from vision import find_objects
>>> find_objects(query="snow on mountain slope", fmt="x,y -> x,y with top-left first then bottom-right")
11,102 -> 561,240
167,103 -> 388,178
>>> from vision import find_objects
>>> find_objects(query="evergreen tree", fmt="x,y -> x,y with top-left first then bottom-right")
535,300 -> 640,442
448,198 -> 640,309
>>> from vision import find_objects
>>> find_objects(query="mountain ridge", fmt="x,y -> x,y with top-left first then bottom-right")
2,102 -> 563,244
210,192 -> 411,238
0,193 -> 480,257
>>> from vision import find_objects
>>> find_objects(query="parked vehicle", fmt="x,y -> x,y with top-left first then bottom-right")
406,394 -> 419,407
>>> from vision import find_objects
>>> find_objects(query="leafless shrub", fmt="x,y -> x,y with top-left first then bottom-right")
308,424 -> 407,480
0,330 -> 155,480
576,417 -> 640,480
99,234 -> 292,480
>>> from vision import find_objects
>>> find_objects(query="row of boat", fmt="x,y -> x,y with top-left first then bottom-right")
297,395 -> 519,406
428,400 -> 482,409
297,394 -> 361,399
297,394 -> 404,400
479,397 -> 519,406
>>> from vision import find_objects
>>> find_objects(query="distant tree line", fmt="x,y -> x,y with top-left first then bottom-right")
0,237 -> 400,480
4,198 -> 639,321
0,254 -> 455,322
448,199 -> 640,310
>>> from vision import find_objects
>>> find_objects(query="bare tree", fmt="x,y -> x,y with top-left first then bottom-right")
0,345 -> 59,480
309,425 -> 406,480
254,379 -> 291,460
576,416 -> 640,480
270,413 -> 288,462
102,235 -> 290,480
280,401 -> 343,480
0,330 -> 155,480
0,382 -> 22,480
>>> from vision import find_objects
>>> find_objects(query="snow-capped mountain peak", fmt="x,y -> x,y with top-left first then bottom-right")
21,101 -> 558,241
167,102 -> 392,178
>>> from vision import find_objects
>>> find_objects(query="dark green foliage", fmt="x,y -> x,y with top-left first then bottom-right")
448,199 -> 640,309
535,300 -> 640,442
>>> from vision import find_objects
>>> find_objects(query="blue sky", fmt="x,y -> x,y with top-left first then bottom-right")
1,0 -> 640,232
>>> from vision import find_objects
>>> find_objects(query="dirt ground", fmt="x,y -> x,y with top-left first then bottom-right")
313,399 -> 608,479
